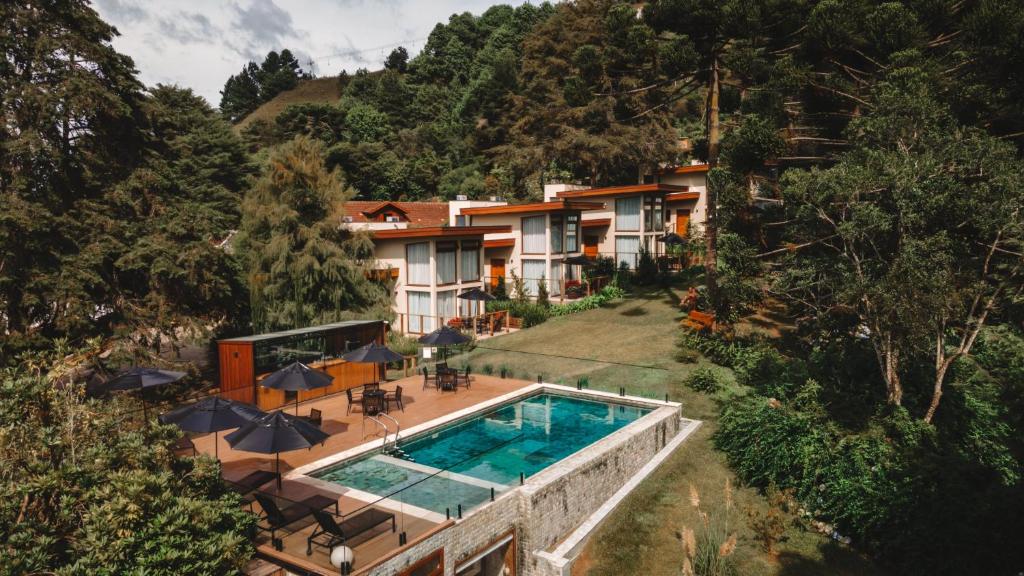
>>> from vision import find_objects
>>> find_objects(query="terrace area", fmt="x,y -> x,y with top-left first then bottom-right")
194,373 -> 535,574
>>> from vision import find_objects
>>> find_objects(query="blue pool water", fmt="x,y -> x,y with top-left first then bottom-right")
314,393 -> 650,514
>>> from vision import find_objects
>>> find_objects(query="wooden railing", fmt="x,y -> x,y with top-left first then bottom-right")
394,310 -> 512,336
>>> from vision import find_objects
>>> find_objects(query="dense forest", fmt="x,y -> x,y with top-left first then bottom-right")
2,0 -> 1023,574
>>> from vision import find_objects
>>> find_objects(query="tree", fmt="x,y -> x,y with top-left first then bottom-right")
774,61 -> 1024,420
219,50 -> 308,123
0,344 -> 255,573
384,46 -> 409,72
235,136 -> 391,331
0,0 -> 145,358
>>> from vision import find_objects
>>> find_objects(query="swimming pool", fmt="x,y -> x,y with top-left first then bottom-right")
313,393 -> 651,515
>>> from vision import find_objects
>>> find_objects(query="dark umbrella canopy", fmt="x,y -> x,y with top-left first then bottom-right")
456,287 -> 495,301
105,367 -> 187,391
259,361 -> 333,392
160,397 -> 265,459
342,342 -> 405,364
418,325 -> 471,346
159,396 -> 263,432
225,411 -> 329,488
563,254 -> 596,266
657,232 -> 686,246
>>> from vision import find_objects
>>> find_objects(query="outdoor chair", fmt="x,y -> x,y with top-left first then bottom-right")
457,367 -> 472,389
253,492 -> 339,550
422,367 -> 436,390
303,408 -> 322,427
346,388 -> 363,415
386,386 -> 404,412
306,507 -> 396,556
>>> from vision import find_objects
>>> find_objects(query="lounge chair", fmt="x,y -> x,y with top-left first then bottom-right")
457,367 -> 472,389
306,508 -> 396,555
386,386 -> 404,412
346,388 -> 362,415
254,492 -> 339,551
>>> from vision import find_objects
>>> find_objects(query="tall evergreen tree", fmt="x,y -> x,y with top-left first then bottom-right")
0,0 -> 145,357
236,136 -> 390,331
219,50 -> 307,123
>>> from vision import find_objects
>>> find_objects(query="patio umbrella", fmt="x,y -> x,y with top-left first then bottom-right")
259,361 -> 333,415
657,232 -> 686,245
457,287 -> 495,321
418,325 -> 470,362
563,254 -> 596,266
159,396 -> 266,458
342,342 -> 405,364
105,366 -> 187,419
225,410 -> 329,490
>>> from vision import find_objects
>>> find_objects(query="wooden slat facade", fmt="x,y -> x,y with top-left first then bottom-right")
216,321 -> 387,411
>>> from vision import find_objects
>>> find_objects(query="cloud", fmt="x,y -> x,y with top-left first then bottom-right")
93,0 -> 148,24
157,12 -> 219,44
230,0 -> 300,58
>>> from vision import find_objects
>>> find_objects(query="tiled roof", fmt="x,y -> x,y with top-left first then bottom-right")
556,183 -> 687,199
459,199 -> 604,216
343,201 -> 449,227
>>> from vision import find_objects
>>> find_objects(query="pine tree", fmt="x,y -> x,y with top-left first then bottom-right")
236,136 -> 390,331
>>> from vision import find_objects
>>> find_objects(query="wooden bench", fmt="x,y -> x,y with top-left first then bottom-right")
682,310 -> 716,332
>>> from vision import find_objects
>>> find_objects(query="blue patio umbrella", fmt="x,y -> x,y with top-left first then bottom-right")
105,366 -> 187,419
259,361 -> 333,415
159,396 -> 266,458
225,411 -> 329,489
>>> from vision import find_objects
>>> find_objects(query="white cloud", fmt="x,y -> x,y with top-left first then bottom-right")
93,0 -> 526,107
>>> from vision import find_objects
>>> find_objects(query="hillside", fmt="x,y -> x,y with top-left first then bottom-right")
234,76 -> 344,132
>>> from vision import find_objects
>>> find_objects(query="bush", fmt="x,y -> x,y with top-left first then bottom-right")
550,284 -> 625,316
685,366 -> 723,393
492,275 -> 508,300
675,346 -> 700,363
483,363 -> 494,375
536,275 -> 550,307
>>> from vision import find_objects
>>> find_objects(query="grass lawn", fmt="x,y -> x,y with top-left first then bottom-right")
444,285 -> 883,576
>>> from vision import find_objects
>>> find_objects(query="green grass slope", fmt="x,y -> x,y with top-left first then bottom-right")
234,76 -> 344,133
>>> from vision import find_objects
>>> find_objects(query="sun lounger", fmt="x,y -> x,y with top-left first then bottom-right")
254,492 -> 338,550
306,507 -> 396,555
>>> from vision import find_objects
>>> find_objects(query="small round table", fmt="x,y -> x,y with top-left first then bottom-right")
363,389 -> 387,415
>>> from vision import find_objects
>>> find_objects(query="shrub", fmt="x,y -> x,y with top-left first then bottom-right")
536,275 -> 550,307
636,245 -> 658,284
492,275 -> 508,300
483,364 -> 494,375
685,366 -> 723,393
675,346 -> 700,363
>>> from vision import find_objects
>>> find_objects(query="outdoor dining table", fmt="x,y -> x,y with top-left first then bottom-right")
362,389 -> 387,415
437,368 -> 458,392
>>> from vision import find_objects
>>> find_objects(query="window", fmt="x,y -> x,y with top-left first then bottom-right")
407,242 -> 430,285
459,288 -> 476,318
401,548 -> 444,576
616,197 -> 641,231
436,241 -> 456,285
566,213 -> 579,252
522,259 -> 546,297
550,259 -> 563,296
408,291 -> 432,333
550,214 -> 563,253
437,290 -> 456,322
455,215 -> 467,226
522,215 -> 546,254
455,534 -> 514,576
616,236 -> 640,269
645,195 -> 664,232
461,240 -> 480,281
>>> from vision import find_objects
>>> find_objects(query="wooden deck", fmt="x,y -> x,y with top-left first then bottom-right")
193,373 -> 533,575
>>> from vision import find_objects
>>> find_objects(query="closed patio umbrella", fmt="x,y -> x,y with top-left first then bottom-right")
105,366 -> 187,419
657,232 -> 686,245
159,396 -> 266,458
225,411 -> 329,489
418,325 -> 470,363
259,361 -> 333,416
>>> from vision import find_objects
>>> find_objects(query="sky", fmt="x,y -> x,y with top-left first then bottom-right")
92,0 -> 519,106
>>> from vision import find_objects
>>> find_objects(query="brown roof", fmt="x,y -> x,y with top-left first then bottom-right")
371,225 -> 511,240
556,183 -> 687,199
484,238 -> 516,249
344,201 -> 449,227
666,191 -> 700,202
658,164 -> 710,175
581,218 -> 611,228
459,199 -> 605,216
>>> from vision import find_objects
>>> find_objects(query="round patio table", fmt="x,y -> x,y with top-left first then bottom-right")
363,389 -> 387,415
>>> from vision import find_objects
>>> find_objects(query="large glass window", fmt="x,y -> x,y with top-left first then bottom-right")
522,259 -> 546,297
436,241 -> 456,285
522,215 -> 546,254
437,290 -> 457,322
550,214 -> 563,253
616,197 -> 641,231
461,240 -> 480,281
407,242 -> 430,285
645,195 -> 664,232
408,291 -> 432,333
566,213 -> 579,252
550,259 -> 563,296
616,235 -> 640,269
